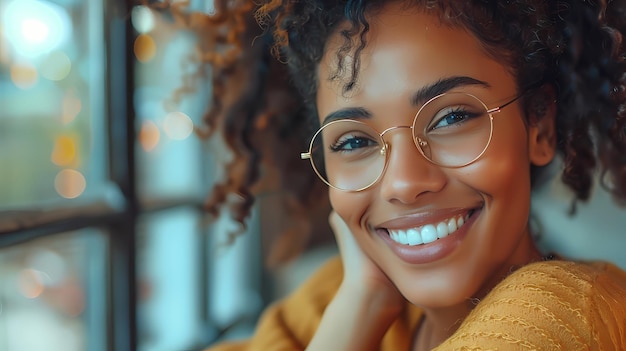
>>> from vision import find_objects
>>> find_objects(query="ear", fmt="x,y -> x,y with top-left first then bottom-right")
527,88 -> 557,167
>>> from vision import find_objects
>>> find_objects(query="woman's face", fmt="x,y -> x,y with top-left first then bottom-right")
316,5 -> 554,307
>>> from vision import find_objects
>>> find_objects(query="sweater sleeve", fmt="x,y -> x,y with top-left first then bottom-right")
436,260 -> 626,350
204,256 -> 344,351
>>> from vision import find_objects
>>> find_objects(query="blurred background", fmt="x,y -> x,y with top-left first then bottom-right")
0,0 -> 289,350
0,0 -> 624,351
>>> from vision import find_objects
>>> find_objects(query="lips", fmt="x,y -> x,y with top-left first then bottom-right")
375,208 -> 480,265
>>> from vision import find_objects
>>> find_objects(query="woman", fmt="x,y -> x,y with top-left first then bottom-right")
189,0 -> 626,349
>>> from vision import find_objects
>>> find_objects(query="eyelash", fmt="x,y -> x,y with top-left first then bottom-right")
428,106 -> 479,131
329,134 -> 377,152
326,105 -> 481,152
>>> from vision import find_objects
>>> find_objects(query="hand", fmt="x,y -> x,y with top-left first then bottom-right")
329,211 -> 405,308
305,212 -> 405,351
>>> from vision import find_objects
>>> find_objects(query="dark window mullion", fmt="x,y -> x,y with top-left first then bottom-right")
106,0 -> 137,350
0,201 -> 124,248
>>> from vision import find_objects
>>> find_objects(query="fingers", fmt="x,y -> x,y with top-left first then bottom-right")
329,210 -> 355,250
328,210 -> 348,237
328,210 -> 362,262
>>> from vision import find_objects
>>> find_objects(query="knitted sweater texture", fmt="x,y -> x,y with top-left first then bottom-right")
206,256 -> 626,350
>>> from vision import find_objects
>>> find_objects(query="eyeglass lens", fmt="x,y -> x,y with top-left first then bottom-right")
308,92 -> 493,191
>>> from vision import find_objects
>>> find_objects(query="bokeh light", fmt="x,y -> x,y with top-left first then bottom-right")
22,18 -> 49,43
51,135 -> 77,166
134,34 -> 157,63
131,5 -> 156,34
18,269 -> 47,299
40,50 -> 72,81
2,0 -> 72,58
10,63 -> 38,89
61,90 -> 82,124
27,249 -> 67,286
54,169 -> 86,199
163,111 -> 194,140
139,120 -> 161,152
54,279 -> 85,317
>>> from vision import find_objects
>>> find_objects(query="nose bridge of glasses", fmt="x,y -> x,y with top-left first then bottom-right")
379,124 -> 413,138
379,124 -> 424,158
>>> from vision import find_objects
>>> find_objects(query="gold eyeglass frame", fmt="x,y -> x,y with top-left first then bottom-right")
301,91 -> 526,192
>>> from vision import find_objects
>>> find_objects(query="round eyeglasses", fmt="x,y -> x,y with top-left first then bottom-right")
300,91 -> 524,192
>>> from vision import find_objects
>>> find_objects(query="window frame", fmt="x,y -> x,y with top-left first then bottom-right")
0,1 -> 137,350
0,1 -> 268,349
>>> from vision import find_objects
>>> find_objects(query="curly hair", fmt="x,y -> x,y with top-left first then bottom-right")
152,0 -> 330,264
159,0 -> 626,261
260,0 -> 626,205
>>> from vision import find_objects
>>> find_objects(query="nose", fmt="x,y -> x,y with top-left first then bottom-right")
378,131 -> 447,204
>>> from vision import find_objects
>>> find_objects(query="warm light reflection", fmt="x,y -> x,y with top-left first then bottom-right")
134,34 -> 156,63
54,169 -> 86,199
18,269 -> 46,299
59,280 -> 85,317
40,50 -> 72,81
51,135 -> 77,166
139,120 -> 161,152
37,276 -> 87,317
163,111 -> 194,140
62,90 -> 82,124
131,5 -> 156,33
10,63 -> 38,89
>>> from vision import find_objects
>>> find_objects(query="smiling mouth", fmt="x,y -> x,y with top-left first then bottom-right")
386,210 -> 475,246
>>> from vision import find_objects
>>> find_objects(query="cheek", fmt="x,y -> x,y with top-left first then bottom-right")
468,150 -> 533,235
466,148 -> 531,193
472,117 -> 532,189
464,118 -> 534,242
329,190 -> 371,232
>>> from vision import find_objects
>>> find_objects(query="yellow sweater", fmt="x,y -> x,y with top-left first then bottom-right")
206,257 -> 626,350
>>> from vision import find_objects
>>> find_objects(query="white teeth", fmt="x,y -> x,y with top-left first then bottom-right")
398,230 -> 408,245
407,228 -> 422,245
387,213 -> 470,246
436,222 -> 449,239
421,225 -> 438,244
447,218 -> 457,233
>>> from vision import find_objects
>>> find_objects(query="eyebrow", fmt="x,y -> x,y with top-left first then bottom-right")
321,76 -> 490,125
411,76 -> 491,106
322,107 -> 372,125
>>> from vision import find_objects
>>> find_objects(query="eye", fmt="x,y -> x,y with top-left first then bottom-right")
329,133 -> 379,152
429,106 -> 482,131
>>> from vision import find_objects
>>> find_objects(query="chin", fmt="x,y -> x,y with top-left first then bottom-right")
402,282 -> 480,309
386,256 -> 496,309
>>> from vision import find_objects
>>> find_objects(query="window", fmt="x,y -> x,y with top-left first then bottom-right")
0,0 -> 274,349
0,230 -> 107,351
1,0 -> 112,349
0,0 -> 343,349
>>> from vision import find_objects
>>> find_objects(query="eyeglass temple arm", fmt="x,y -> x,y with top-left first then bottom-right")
487,88 -> 531,114
489,80 -> 545,114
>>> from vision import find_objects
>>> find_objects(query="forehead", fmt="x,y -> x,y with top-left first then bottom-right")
315,4 -> 516,118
